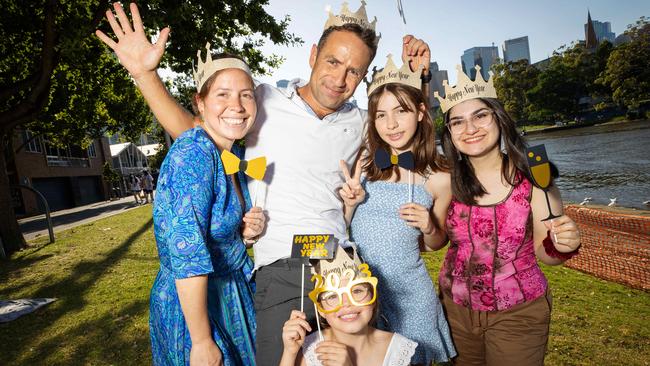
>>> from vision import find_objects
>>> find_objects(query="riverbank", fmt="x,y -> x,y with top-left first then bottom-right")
520,117 -> 647,136
564,203 -> 650,216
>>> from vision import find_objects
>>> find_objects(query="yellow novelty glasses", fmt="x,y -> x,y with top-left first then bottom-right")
309,263 -> 378,314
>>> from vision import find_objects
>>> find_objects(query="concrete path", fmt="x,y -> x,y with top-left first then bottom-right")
18,195 -> 152,241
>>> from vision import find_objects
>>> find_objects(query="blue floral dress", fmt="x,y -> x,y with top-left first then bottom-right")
150,126 -> 256,365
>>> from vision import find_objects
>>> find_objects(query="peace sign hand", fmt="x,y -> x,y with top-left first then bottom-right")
338,160 -> 365,208
95,2 -> 170,80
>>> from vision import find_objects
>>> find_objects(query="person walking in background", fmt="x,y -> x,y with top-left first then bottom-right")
142,169 -> 155,204
129,174 -> 141,205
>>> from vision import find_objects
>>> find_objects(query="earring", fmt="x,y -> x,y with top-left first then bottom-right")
500,135 -> 507,154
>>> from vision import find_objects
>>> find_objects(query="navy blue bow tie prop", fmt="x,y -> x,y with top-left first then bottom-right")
375,149 -> 415,170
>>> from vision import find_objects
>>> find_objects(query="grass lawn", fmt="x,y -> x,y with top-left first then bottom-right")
1,207 -> 649,365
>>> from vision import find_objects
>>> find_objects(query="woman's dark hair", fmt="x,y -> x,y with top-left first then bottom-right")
192,53 -> 254,114
362,83 -> 447,181
440,97 -> 533,205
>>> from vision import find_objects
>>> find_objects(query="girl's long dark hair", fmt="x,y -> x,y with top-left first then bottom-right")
440,98 -> 533,205
363,83 -> 447,181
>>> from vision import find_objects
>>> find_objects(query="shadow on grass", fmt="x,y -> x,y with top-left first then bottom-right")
18,299 -> 151,365
0,218 -> 153,365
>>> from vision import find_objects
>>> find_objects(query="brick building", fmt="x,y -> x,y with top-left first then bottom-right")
7,129 -> 112,217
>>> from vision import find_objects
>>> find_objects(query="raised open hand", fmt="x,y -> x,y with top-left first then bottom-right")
339,160 -> 365,208
95,2 -> 170,79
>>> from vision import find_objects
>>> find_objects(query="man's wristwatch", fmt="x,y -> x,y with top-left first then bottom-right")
421,70 -> 432,83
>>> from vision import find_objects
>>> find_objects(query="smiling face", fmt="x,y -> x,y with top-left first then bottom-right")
319,282 -> 376,335
305,30 -> 372,117
447,98 -> 499,159
196,68 -> 256,150
373,89 -> 424,154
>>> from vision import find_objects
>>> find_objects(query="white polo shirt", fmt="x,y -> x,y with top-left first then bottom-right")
246,79 -> 367,269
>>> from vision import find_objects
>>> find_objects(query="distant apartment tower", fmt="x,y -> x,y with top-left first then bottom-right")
461,46 -> 499,81
503,36 -> 531,64
585,11 -> 615,48
427,62 -> 448,109
276,79 -> 290,88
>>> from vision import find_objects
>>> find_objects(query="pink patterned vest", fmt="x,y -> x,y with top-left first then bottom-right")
439,175 -> 547,311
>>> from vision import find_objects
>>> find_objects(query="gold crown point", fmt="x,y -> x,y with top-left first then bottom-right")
192,43 -> 252,92
435,64 -> 498,113
366,54 -> 422,96
324,1 -> 376,31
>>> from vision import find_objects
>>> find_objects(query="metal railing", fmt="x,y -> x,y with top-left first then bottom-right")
13,184 -> 55,244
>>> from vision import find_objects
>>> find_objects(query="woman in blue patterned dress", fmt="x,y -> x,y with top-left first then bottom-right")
148,52 -> 263,364
338,54 -> 456,364
97,5 -> 263,365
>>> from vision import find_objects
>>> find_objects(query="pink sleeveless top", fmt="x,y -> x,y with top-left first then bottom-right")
439,175 -> 547,312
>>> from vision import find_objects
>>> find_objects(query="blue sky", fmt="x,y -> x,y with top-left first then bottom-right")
256,0 -> 650,108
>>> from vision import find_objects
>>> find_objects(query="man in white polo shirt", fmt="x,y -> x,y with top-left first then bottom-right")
97,2 -> 432,364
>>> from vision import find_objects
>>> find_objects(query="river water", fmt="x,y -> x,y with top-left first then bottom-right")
525,120 -> 650,209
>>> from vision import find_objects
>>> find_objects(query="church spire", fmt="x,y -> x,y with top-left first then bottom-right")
585,10 -> 598,49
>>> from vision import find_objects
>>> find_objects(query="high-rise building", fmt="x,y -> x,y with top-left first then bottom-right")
276,79 -> 290,88
427,62 -> 448,109
503,36 -> 531,64
461,46 -> 499,81
584,11 -> 615,48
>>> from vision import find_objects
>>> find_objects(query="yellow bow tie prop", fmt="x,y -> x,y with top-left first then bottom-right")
221,150 -> 267,180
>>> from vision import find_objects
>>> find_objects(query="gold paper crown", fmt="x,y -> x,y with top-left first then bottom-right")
192,43 -> 252,91
324,1 -> 377,31
308,244 -> 378,312
434,65 -> 497,113
366,54 -> 423,96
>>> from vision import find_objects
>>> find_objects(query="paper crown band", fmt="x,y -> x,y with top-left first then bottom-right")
434,64 -> 497,113
192,43 -> 252,91
366,54 -> 423,96
324,1 -> 377,31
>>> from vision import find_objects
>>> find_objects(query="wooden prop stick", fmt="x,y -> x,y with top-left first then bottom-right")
315,302 -> 323,341
253,180 -> 260,208
408,170 -> 413,203
300,263 -> 305,313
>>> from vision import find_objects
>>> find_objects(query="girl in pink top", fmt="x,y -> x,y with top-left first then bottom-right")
436,72 -> 581,365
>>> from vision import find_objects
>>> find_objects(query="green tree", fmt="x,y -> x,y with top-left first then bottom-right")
0,0 -> 300,256
492,60 -> 539,123
598,17 -> 650,111
525,40 -> 613,123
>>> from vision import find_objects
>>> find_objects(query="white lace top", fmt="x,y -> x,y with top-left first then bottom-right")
302,332 -> 417,366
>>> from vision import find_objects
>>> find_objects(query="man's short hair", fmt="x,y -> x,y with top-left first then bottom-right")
317,23 -> 379,62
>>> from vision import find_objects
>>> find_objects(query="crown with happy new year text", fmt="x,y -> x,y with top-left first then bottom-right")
366,54 -> 423,96
192,42 -> 252,92
434,65 -> 497,113
324,1 -> 377,31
